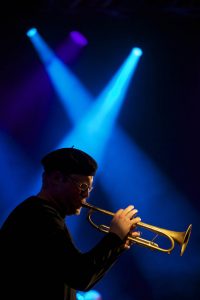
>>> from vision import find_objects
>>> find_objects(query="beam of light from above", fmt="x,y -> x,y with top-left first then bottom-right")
0,132 -> 39,226
59,47 -> 142,164
27,28 -> 93,123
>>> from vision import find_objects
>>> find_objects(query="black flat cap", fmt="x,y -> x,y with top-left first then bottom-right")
41,148 -> 98,176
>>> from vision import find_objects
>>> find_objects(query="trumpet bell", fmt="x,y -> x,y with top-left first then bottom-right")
159,224 -> 192,255
180,224 -> 192,256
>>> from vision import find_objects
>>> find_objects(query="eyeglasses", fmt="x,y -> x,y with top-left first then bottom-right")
68,176 -> 94,193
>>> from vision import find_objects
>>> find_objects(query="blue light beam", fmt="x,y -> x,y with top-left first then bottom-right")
0,132 -> 39,226
59,48 -> 142,164
27,28 -> 93,124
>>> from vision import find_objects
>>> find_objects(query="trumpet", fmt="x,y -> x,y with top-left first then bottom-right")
82,202 -> 192,256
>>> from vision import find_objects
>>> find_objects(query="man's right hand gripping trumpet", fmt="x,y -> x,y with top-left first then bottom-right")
109,205 -> 141,249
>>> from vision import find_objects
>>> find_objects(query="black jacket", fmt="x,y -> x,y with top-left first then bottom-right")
0,196 -> 125,300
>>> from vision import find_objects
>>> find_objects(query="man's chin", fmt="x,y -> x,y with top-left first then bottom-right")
75,207 -> 82,215
66,206 -> 82,216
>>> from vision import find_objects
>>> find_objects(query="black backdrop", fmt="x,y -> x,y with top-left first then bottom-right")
0,2 -> 200,300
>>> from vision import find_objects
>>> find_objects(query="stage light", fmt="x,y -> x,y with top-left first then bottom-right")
69,31 -> 88,46
132,47 -> 143,57
77,290 -> 102,300
26,28 -> 37,38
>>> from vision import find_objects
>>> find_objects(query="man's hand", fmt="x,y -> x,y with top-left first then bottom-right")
109,205 -> 141,249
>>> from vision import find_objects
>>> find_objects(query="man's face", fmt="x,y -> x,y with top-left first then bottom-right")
57,174 -> 94,216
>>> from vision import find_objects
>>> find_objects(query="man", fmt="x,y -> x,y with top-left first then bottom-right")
0,147 -> 141,300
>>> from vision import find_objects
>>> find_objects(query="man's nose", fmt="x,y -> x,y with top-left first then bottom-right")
81,189 -> 90,198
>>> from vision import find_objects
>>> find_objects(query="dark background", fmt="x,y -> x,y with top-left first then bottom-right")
0,1 -> 200,300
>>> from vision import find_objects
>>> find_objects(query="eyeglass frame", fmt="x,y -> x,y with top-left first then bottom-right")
67,176 -> 94,193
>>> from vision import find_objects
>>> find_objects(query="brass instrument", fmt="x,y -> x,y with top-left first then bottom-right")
82,202 -> 192,256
